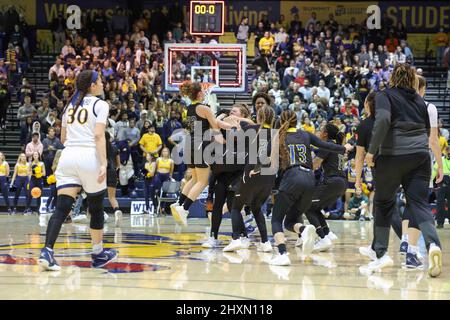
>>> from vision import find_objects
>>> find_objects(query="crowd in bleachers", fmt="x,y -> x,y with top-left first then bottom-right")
0,4 -> 449,219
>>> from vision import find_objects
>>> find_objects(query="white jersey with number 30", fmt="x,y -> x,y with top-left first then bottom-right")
62,95 -> 109,148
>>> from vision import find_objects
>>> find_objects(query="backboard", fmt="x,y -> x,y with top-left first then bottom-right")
164,43 -> 247,94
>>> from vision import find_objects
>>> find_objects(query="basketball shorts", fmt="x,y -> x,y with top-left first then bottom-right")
56,147 -> 106,195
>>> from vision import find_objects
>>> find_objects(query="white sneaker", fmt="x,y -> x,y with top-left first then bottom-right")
312,236 -> 333,252
301,225 -> 316,256
103,212 -> 109,223
367,254 -> 394,273
172,205 -> 188,226
222,252 -> 243,264
114,210 -> 123,227
269,253 -> 291,266
269,265 -> 291,280
327,231 -> 338,242
72,214 -> 88,224
257,241 -> 272,252
240,237 -> 250,249
202,237 -> 221,248
428,243 -> 442,278
223,239 -> 244,252
295,237 -> 303,247
359,245 -> 377,261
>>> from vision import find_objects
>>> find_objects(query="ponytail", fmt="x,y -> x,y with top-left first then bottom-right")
279,109 -> 297,170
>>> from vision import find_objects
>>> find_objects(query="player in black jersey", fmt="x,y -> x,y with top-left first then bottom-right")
269,110 -> 351,266
294,123 -> 350,252
202,104 -> 254,249
222,106 -> 276,253
171,81 -> 230,226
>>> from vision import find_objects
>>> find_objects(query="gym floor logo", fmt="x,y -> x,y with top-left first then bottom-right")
0,232 -> 209,273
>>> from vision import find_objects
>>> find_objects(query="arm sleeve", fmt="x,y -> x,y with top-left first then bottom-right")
368,92 -> 391,155
95,100 -> 109,125
427,103 -> 438,128
308,133 -> 345,154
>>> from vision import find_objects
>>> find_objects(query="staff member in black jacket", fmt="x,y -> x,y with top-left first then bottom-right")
365,64 -> 444,277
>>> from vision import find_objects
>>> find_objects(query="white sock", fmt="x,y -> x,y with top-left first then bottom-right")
408,245 -> 418,254
92,242 -> 103,255
401,234 -> 408,242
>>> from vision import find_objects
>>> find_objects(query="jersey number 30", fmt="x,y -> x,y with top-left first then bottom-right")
67,108 -> 88,125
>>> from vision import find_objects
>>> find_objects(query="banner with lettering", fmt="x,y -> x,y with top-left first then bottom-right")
1,0 -> 36,25
280,1 -> 377,27
35,0 -> 280,30
379,1 -> 450,33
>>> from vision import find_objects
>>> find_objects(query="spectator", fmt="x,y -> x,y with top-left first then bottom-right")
37,97 -> 50,123
41,127 -> 64,175
17,95 -> 36,126
259,31 -> 275,56
41,110 -> 57,138
435,27 -> 449,67
124,118 -> 141,177
344,188 -> 369,221
317,79 -> 330,100
0,78 -> 10,129
385,32 -> 399,53
18,77 -> 35,103
236,17 -> 249,44
439,119 -> 449,141
163,110 -> 182,147
51,13 -> 66,53
25,132 -> 43,160
48,58 -> 65,81
139,123 -> 162,158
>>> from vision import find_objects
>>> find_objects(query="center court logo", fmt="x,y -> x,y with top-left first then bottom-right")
0,232 -> 218,273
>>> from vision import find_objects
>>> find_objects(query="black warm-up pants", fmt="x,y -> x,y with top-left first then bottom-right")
210,171 -> 242,239
373,152 -> 441,258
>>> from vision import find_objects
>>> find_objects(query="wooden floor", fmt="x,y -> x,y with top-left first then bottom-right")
0,214 -> 449,300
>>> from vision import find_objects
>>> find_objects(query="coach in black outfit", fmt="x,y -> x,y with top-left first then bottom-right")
365,64 -> 443,277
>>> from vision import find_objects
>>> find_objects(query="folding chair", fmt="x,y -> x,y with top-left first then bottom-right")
156,180 -> 181,216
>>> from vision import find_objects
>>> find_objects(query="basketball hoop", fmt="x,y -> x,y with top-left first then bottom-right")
199,82 -> 216,104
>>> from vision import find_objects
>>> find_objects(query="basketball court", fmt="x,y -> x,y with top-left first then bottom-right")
0,215 -> 449,300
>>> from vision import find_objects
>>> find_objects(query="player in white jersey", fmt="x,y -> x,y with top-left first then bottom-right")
38,70 -> 118,271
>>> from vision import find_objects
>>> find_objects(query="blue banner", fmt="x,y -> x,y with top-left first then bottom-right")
36,0 -> 280,30
379,1 -> 450,33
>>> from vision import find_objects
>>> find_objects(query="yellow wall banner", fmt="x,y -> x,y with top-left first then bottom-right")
280,1 -> 377,27
0,0 -> 36,25
407,33 -> 436,57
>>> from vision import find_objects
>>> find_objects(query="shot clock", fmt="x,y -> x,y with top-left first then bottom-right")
189,0 -> 225,36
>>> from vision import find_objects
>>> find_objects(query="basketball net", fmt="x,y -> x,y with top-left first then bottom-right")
199,82 -> 216,105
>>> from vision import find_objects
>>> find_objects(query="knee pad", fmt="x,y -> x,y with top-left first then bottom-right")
87,191 -> 106,230
54,194 -> 75,220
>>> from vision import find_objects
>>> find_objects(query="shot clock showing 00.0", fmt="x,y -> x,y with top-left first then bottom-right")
189,0 -> 225,36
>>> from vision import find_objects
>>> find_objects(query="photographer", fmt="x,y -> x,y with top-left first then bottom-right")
434,145 -> 450,228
